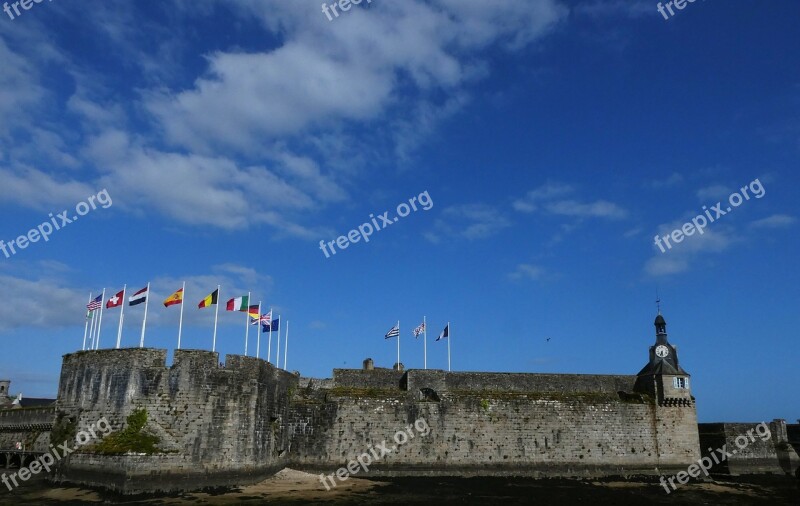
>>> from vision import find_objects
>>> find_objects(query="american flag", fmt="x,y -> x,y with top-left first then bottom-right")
413,322 -> 425,338
87,295 -> 102,311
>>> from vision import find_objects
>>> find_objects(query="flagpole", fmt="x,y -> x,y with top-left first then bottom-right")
96,288 -> 106,349
397,320 -> 400,369
138,283 -> 150,348
91,301 -> 98,349
116,284 -> 126,349
283,320 -> 289,370
268,307 -> 273,363
244,291 -> 250,356
447,322 -> 451,372
276,315 -> 282,369
177,282 -> 185,350
212,285 -> 220,352
423,315 -> 427,370
83,292 -> 92,351
89,304 -> 97,349
256,302 -> 262,359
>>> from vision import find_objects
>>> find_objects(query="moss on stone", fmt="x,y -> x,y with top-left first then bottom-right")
328,387 -> 402,399
91,409 -> 163,455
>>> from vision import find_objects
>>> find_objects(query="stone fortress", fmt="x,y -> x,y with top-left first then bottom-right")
1,313 -> 798,494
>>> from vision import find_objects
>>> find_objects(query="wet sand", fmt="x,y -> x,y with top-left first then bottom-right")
2,469 -> 798,505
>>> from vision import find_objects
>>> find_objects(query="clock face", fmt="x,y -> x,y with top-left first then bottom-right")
655,345 -> 670,358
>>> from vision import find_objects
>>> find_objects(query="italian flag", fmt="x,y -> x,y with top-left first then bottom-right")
226,295 -> 249,311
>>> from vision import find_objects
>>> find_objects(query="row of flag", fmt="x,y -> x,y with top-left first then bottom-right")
84,284 -> 151,352
172,288 -> 280,333
81,284 -> 291,369
384,319 -> 452,371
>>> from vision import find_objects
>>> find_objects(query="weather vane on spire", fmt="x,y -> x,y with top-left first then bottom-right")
656,289 -> 662,315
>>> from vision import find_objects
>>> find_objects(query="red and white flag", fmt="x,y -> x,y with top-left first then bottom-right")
106,289 -> 125,309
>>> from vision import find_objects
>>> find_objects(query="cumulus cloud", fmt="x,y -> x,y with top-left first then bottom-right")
149,0 -> 567,154
1,0 -> 568,236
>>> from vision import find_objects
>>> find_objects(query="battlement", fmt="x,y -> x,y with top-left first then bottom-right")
330,368 -> 637,394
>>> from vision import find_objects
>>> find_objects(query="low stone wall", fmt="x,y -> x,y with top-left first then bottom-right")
698,420 -> 800,476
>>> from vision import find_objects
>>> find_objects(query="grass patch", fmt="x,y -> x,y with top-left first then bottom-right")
91,409 -> 163,455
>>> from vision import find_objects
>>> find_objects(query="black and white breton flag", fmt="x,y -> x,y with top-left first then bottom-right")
385,324 -> 400,339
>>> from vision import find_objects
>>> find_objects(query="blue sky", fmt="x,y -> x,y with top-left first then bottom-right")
0,0 -> 797,423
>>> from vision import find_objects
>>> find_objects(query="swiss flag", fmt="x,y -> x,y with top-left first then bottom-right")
106,289 -> 125,309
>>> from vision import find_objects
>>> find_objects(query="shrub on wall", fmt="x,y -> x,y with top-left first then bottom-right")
92,409 -> 162,455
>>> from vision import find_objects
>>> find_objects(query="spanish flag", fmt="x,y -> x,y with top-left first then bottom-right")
198,289 -> 219,309
163,288 -> 184,308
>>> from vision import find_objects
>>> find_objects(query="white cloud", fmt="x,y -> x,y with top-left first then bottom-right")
509,263 -> 546,281
544,199 -> 627,219
427,204 -> 510,241
644,220 -> 738,277
647,172 -> 684,189
573,0 -> 653,19
696,184 -> 731,202
0,0 -> 568,237
512,182 -> 573,213
0,166 -> 97,211
148,0 -> 567,155
0,38 -> 45,136
513,182 -> 626,219
749,214 -> 796,229
0,274 -> 87,332
0,264 -> 274,333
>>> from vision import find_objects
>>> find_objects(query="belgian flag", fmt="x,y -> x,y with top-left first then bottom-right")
198,289 -> 219,309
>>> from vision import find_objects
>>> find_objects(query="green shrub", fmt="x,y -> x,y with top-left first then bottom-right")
51,411 -> 78,446
92,409 -> 162,455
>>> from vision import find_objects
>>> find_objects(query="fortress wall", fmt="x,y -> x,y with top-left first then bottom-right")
0,406 -> 56,428
0,406 -> 54,452
52,348 -> 298,494
332,369 -> 404,389
404,370 -> 637,394
699,421 -> 800,476
652,404 -> 701,465
288,386 -> 698,476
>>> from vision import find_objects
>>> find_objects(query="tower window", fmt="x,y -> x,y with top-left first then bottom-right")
673,377 -> 688,389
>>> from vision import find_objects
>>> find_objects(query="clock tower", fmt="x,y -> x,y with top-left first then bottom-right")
634,312 -> 693,406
